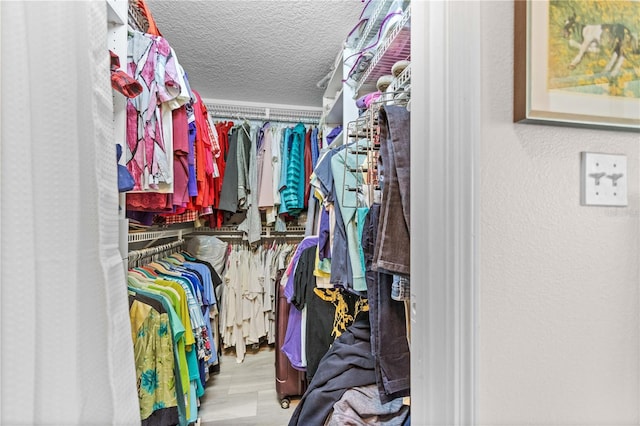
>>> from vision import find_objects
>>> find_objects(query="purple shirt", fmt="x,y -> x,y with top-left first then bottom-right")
281,236 -> 319,370
318,207 -> 331,261
284,236 -> 319,301
186,103 -> 198,197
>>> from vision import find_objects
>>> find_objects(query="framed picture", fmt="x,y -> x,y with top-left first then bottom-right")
514,0 -> 640,131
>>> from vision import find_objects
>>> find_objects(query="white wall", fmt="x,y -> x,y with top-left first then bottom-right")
479,2 -> 640,424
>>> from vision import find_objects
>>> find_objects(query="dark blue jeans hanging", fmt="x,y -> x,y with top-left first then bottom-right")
362,203 -> 410,404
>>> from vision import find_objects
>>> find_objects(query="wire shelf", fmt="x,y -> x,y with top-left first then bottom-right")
354,4 -> 411,98
205,102 -> 322,125
387,63 -> 411,93
352,0 -> 394,54
128,228 -> 193,243
192,225 -> 307,239
128,239 -> 185,267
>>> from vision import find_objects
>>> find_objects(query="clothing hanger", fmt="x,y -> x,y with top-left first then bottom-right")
129,267 -> 155,281
165,254 -> 184,265
148,260 -> 177,276
138,265 -> 160,278
234,114 -> 252,139
156,258 -> 176,269
127,274 -> 148,288
180,250 -> 196,261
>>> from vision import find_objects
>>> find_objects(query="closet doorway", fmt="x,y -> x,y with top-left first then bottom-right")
138,1 -> 481,425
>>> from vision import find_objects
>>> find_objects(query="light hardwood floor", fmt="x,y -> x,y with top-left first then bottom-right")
199,345 -> 301,426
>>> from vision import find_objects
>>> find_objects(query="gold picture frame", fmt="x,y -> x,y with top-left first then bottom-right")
514,0 -> 640,131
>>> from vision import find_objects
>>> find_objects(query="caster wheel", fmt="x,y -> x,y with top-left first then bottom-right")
280,398 -> 290,409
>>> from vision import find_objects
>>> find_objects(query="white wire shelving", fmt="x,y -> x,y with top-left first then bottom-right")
352,0 -> 395,55
204,100 -> 322,125
354,4 -> 411,98
128,227 -> 194,244
387,63 -> 411,93
192,225 -> 307,239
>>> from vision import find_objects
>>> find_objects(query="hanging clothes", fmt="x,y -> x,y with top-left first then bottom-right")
288,316 -> 375,426
127,251 -> 219,426
219,241 -> 298,362
128,292 -> 179,426
128,274 -> 191,426
237,123 -> 262,244
373,105 -> 410,276
218,127 -> 240,213
236,122 -> 252,210
271,126 -> 283,222
281,123 -> 307,216
172,105 -> 191,207
331,139 -> 369,293
126,30 -> 180,191
192,90 -> 220,209
257,123 -> 275,214
362,203 -> 410,404
278,127 -> 293,217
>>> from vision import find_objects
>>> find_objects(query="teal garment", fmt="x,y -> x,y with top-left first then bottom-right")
331,139 -> 370,292
356,207 -> 369,277
278,127 -> 292,215
152,271 -> 208,416
152,271 -> 204,425
127,284 -> 189,426
189,382 -> 198,421
187,348 -> 205,398
282,123 -> 307,216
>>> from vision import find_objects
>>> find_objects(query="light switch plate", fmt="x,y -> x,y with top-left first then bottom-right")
581,152 -> 627,207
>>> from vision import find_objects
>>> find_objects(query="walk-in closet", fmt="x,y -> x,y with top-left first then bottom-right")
5,0 -> 640,425
120,0 -> 412,424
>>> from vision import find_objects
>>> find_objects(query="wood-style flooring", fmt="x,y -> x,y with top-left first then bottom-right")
199,345 -> 301,426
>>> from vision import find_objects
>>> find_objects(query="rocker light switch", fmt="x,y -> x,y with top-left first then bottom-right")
581,152 -> 627,207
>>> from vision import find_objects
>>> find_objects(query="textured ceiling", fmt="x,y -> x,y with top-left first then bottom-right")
146,0 -> 365,107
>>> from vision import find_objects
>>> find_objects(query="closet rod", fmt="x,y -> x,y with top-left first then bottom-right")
208,112 -> 320,125
128,239 -> 185,265
205,234 -> 305,241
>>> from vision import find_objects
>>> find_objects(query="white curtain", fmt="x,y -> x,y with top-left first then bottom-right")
1,2 -> 139,424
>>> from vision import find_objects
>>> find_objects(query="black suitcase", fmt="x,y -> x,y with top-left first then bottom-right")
274,273 -> 307,408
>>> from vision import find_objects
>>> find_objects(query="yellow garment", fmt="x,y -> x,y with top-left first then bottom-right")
155,279 -> 195,346
145,280 -> 191,417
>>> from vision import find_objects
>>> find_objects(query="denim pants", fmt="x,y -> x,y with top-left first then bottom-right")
373,105 -> 410,275
363,203 -> 410,404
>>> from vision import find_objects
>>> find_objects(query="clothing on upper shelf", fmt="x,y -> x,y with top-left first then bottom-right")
126,30 -> 182,192
123,20 -> 323,232
281,123 -> 307,216
127,116 -> 323,241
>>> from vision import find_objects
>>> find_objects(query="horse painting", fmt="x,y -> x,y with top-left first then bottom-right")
563,13 -> 638,76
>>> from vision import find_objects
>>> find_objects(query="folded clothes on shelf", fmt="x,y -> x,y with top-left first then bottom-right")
326,125 -> 344,146
356,91 -> 382,109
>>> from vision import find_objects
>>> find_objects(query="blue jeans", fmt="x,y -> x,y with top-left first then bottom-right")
373,105 -> 411,276
363,203 -> 410,403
